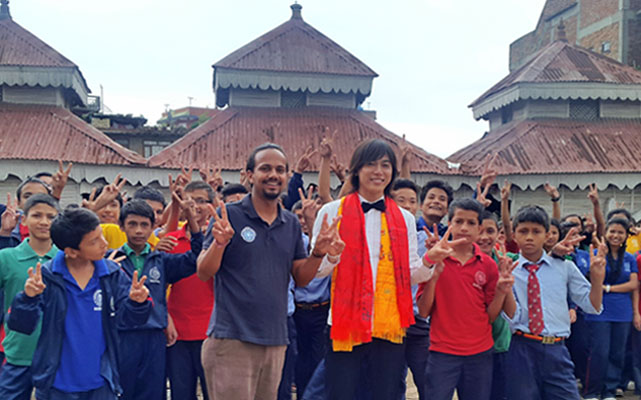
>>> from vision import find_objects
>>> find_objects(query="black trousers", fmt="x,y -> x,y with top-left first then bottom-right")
294,304 -> 329,398
326,338 -> 406,400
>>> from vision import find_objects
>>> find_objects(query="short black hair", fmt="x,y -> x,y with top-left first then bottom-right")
50,206 -> 101,250
480,210 -> 498,227
33,172 -> 52,179
221,183 -> 248,200
16,177 -> 51,202
560,220 -> 580,239
348,139 -> 398,196
561,214 -> 584,231
119,200 -> 155,226
392,179 -> 418,195
606,208 -> 632,223
448,198 -> 484,223
82,186 -> 124,207
23,193 -> 59,216
292,200 -> 303,212
185,181 -> 215,202
514,205 -> 550,231
420,180 -> 454,205
133,186 -> 166,208
246,143 -> 288,172
550,218 -> 561,232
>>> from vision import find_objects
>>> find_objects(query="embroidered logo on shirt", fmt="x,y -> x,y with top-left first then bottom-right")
241,226 -> 257,243
149,267 -> 161,283
473,271 -> 487,289
93,289 -> 103,311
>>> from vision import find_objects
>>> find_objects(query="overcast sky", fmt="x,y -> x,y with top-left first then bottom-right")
13,0 -> 547,158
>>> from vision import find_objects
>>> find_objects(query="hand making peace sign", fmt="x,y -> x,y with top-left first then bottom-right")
129,271 -> 150,303
207,200 -> 235,247
311,214 -> 344,258
496,254 -> 519,294
424,225 -> 467,265
24,262 -> 46,297
589,237 -> 608,284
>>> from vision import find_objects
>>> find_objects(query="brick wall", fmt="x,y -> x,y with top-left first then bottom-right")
580,0 -> 619,29
579,22 -> 620,59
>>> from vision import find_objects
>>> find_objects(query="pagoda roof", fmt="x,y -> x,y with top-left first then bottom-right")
148,107 -> 451,174
0,13 -> 90,106
471,40 -> 641,119
213,4 -> 377,105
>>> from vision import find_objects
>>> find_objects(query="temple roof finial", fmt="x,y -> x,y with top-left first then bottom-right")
0,0 -> 11,20
290,3 -> 302,20
556,18 -> 568,43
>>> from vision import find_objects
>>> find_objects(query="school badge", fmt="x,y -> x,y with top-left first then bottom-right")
149,267 -> 161,283
473,270 -> 487,289
93,289 -> 103,311
241,226 -> 257,243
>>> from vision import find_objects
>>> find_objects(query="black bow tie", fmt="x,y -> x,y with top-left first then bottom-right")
361,199 -> 386,213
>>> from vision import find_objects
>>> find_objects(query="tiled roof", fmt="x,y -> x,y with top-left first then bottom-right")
0,17 -> 77,68
148,107 -> 450,174
0,103 -> 146,165
472,40 -> 641,108
448,119 -> 641,175
213,5 -> 377,77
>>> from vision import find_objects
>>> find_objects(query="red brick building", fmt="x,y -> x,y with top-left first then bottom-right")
510,0 -> 641,71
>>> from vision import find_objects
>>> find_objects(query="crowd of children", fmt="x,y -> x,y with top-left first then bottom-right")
0,140 -> 638,400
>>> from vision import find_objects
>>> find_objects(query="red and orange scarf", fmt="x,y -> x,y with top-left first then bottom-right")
330,193 -> 415,351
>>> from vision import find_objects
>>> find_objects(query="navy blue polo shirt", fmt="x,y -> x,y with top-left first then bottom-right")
206,194 -> 307,346
52,259 -> 108,393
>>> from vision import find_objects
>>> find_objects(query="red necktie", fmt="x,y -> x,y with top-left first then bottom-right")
526,263 -> 544,335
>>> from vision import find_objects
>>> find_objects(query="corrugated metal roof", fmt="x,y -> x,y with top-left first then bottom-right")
213,5 -> 377,77
148,107 -> 451,174
0,103 -> 146,165
0,18 -> 77,68
448,119 -> 641,175
471,41 -> 641,108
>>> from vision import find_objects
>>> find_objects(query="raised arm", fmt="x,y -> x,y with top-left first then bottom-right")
500,180 -> 514,244
50,160 -> 73,201
544,182 -> 561,221
588,183 -> 605,239
318,136 -> 334,204
197,201 -> 234,281
399,135 -> 412,179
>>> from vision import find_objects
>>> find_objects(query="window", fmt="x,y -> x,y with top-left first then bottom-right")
281,91 -> 306,108
143,140 -> 172,157
570,100 -> 599,121
114,138 -> 130,148
602,41 -> 611,54
501,107 -> 513,124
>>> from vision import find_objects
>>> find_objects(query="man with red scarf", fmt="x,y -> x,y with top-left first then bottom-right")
311,139 -> 434,400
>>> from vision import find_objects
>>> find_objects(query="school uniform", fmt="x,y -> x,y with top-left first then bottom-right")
0,238 -> 57,400
565,249 -> 591,386
278,279 -> 298,400
505,252 -> 601,400
113,231 -> 202,400
583,252 -> 637,399
6,252 -> 151,400
421,243 -> 498,400
165,226 -> 212,400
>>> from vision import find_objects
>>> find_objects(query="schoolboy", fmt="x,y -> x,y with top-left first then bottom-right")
477,211 -> 518,400
0,177 -> 52,249
0,194 -> 59,400
7,206 -> 151,400
504,205 -> 606,400
417,198 -> 516,400
113,199 -> 202,400
132,186 -> 166,229
417,180 -> 453,236
221,183 -> 248,204
166,182 -> 214,400
391,178 -> 430,400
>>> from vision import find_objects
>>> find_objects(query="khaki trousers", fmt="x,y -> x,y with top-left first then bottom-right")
201,337 -> 287,400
